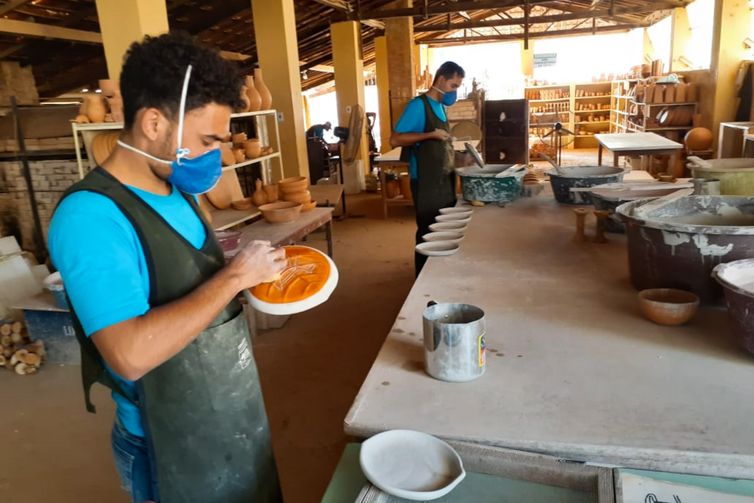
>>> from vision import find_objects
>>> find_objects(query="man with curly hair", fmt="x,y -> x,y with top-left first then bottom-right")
48,33 -> 284,503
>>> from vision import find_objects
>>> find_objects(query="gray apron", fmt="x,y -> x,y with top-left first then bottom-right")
60,168 -> 281,503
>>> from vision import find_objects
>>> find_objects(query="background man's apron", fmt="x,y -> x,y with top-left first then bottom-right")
410,94 -> 456,275
62,168 -> 281,503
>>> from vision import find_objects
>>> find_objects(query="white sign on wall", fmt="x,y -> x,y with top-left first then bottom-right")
533,53 -> 557,68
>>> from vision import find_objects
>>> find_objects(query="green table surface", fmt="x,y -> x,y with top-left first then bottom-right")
320,443 -> 595,503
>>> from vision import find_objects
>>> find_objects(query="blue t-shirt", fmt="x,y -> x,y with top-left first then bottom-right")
394,95 -> 447,179
48,183 -> 207,438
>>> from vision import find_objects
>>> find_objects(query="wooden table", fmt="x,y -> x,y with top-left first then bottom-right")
344,195 -> 754,479
376,147 -> 412,219
595,132 -> 683,175
309,184 -> 345,216
239,207 -> 334,257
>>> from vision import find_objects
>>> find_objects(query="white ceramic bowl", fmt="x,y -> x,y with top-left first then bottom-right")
439,207 -> 473,216
415,241 -> 460,257
360,430 -> 466,501
435,214 -> 471,224
247,246 -> 338,315
422,231 -> 464,245
429,222 -> 467,233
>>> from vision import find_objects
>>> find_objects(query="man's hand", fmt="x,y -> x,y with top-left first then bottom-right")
430,128 -> 451,141
226,240 -> 286,289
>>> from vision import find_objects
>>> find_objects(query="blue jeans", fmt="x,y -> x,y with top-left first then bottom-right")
111,420 -> 159,503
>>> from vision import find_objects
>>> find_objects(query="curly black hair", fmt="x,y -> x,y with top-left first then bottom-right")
119,32 -> 244,129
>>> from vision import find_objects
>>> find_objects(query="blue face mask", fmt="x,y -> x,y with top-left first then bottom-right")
116,64 -> 223,195
432,86 -> 458,106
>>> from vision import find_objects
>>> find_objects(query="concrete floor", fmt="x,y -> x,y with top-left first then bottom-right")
0,148 -> 606,503
0,192 -> 417,503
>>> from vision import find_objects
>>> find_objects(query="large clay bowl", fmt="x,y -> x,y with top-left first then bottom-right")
638,288 -> 699,326
259,201 -> 302,224
244,139 -> 262,159
282,190 -> 312,205
279,176 -> 309,194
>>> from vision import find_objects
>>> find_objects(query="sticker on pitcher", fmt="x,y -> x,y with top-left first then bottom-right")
478,333 -> 486,367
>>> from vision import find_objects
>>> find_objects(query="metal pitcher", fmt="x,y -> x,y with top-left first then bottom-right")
423,301 -> 486,382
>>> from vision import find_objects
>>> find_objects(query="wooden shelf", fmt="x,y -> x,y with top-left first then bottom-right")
575,121 -> 609,125
530,111 -> 571,115
574,95 -> 611,99
574,109 -> 611,113
633,102 -> 696,107
528,97 -> 570,103
525,83 -> 570,89
210,207 -> 261,231
230,109 -> 277,119
221,152 -> 281,172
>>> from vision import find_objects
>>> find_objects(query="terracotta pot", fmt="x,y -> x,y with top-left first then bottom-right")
98,79 -> 118,98
220,144 -> 235,166
252,179 -> 268,207
282,189 -> 311,205
245,75 -> 262,112
83,95 -> 107,123
232,132 -> 247,145
278,176 -> 308,193
254,68 -> 272,110
262,146 -> 274,156
106,93 -> 124,123
398,173 -> 412,202
231,197 -> 254,210
263,183 -> 278,203
259,201 -> 302,224
239,86 -> 251,112
232,147 -> 245,164
244,139 -> 262,159
301,200 -> 317,212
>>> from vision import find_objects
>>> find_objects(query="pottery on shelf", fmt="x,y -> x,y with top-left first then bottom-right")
259,201 -> 302,224
82,95 -> 107,123
254,68 -> 272,110
252,179 -> 268,207
232,132 -> 248,145
278,176 -> 308,194
232,147 -> 245,164
239,86 -> 252,112
220,143 -> 235,166
282,189 -> 311,205
263,183 -> 278,203
244,138 -> 262,159
245,75 -> 263,112
98,79 -> 118,97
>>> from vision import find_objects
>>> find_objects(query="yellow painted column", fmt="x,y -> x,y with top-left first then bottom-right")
710,0 -> 751,149
670,7 -> 692,72
251,0 -> 309,179
94,0 -> 169,80
331,21 -> 369,170
386,0 -> 415,128
520,41 -> 533,78
375,36 -> 392,153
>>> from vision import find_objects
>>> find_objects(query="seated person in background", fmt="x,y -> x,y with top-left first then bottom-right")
307,121 -> 332,140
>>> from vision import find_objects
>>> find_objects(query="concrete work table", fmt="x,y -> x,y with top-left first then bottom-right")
344,195 -> 754,479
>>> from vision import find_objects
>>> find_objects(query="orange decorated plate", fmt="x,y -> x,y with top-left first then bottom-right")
248,245 -> 338,315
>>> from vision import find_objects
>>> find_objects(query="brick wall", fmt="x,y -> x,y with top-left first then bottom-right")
0,62 -> 39,106
446,99 -> 478,122
0,160 -> 79,251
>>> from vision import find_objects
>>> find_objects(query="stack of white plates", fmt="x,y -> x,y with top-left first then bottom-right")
416,207 -> 472,257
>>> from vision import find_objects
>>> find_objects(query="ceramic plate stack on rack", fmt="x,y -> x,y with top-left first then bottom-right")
416,207 -> 473,257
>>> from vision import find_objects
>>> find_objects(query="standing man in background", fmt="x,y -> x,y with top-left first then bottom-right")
390,61 -> 465,276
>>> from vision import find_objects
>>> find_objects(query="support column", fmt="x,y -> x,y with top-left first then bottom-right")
375,36 -> 392,153
710,0 -> 752,149
331,21 -> 369,170
385,0 -> 415,128
520,41 -> 533,78
94,0 -> 169,80
670,7 -> 692,72
252,0 -> 309,179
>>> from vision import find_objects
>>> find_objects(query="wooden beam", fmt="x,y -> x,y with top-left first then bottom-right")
414,7 -> 662,32
420,23 -> 638,45
311,0 -> 351,11
0,0 -> 32,16
219,49 -> 251,61
0,18 -> 102,44
361,0 -> 556,20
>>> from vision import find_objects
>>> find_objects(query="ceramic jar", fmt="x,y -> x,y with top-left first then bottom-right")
254,68 -> 272,110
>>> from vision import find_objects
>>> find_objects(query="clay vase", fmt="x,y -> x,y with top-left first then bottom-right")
98,79 -> 118,98
245,75 -> 262,112
252,179 -> 268,207
83,95 -> 107,123
254,68 -> 272,110
263,183 -> 278,203
239,86 -> 252,112
244,138 -> 262,159
232,147 -> 245,164
106,91 -> 124,123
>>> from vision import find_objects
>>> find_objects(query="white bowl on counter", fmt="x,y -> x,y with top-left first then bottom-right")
415,241 -> 460,257
429,222 -> 467,233
439,207 -> 473,216
422,231 -> 464,245
435,214 -> 472,224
